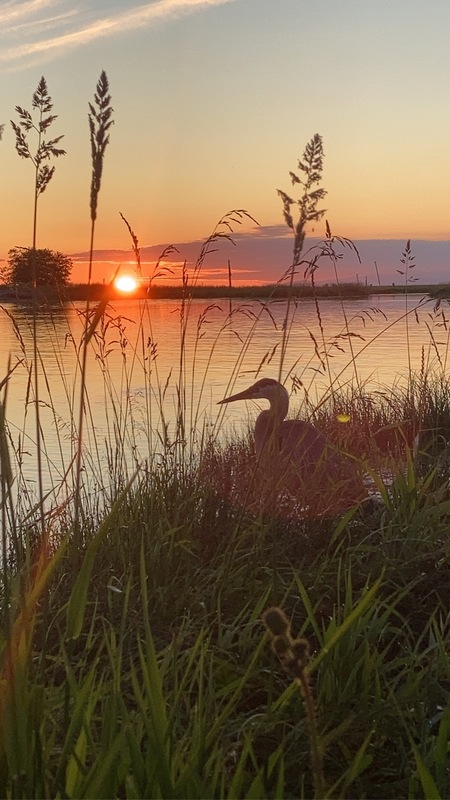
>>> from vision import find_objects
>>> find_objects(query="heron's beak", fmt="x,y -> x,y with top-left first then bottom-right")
217,387 -> 254,405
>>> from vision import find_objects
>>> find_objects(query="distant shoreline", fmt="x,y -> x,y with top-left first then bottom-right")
0,281 -> 448,303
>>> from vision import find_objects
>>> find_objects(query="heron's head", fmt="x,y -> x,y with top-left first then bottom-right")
218,378 -> 286,405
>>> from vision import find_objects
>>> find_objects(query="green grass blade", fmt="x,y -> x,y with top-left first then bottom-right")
434,700 -> 450,793
411,742 -> 441,800
66,469 -> 138,640
307,573 -> 384,675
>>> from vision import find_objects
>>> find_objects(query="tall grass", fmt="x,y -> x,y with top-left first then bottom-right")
74,71 -> 114,548
11,77 -> 66,534
0,77 -> 450,799
276,132 -> 326,383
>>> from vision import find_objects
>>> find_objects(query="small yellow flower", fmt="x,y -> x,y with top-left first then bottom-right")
336,413 -> 351,424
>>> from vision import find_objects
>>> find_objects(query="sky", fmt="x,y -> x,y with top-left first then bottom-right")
1,0 -> 450,285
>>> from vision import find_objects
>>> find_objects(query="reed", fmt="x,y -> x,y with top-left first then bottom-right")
74,71 -> 114,548
0,80 -> 450,799
11,77 -> 66,535
276,133 -> 326,383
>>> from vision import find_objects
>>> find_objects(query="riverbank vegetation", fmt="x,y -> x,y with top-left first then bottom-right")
2,372 -> 450,799
0,279 -> 447,304
1,76 -> 450,799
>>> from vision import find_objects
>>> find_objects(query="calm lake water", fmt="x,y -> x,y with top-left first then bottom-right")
0,293 -> 448,492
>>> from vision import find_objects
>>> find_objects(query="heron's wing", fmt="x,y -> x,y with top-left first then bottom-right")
278,420 -> 328,470
278,419 -> 363,502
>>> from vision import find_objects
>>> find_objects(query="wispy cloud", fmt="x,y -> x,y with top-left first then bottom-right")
0,0 -> 242,69
5,9 -> 79,36
0,0 -> 57,25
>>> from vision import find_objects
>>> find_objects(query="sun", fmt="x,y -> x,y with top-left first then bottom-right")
115,274 -> 138,293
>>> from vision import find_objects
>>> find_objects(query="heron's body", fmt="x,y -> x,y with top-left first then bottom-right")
218,378 -> 363,510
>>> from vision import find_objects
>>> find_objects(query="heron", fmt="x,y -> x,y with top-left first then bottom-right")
218,377 -> 364,511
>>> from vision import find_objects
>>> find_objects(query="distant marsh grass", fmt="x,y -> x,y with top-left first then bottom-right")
0,77 -> 449,798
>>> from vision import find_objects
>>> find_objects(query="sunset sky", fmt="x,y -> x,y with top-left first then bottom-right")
1,0 -> 450,285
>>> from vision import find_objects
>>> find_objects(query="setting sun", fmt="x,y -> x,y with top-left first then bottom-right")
115,275 -> 138,293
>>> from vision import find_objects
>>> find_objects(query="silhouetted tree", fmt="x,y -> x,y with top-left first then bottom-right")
3,247 -> 72,286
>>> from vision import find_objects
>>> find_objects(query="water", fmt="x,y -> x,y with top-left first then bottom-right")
0,292 -> 448,491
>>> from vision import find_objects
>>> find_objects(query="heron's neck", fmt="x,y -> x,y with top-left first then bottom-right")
269,388 -> 289,423
254,388 -> 289,458
254,410 -> 275,458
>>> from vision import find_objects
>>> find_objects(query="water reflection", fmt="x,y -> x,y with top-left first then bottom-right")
0,293 -> 447,490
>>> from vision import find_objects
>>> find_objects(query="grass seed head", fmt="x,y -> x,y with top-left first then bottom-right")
89,70 -> 114,222
262,606 -> 290,636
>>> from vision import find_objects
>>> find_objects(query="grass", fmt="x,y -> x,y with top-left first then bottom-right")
0,281 -> 442,304
0,80 -> 450,799
2,444 -> 450,798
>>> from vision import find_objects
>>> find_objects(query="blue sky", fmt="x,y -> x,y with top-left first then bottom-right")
1,0 -> 450,283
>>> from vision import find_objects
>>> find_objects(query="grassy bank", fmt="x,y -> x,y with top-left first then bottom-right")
0,280 -> 447,303
2,381 -> 450,798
